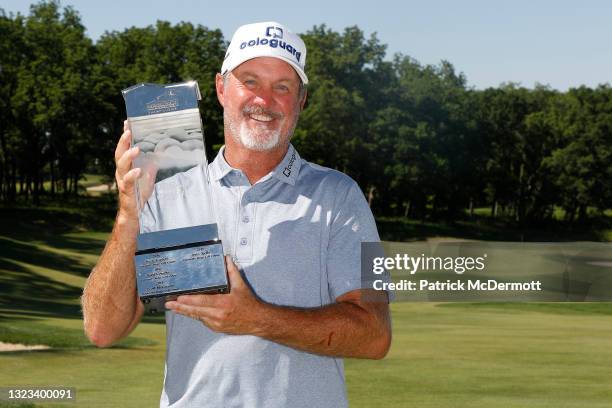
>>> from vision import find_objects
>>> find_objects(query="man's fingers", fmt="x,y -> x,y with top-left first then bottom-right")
122,168 -> 142,188
115,128 -> 132,162
165,301 -> 202,321
165,300 -> 219,320
123,119 -> 129,132
137,163 -> 159,204
225,255 -> 238,270
175,294 -> 215,307
116,146 -> 140,178
225,256 -> 244,288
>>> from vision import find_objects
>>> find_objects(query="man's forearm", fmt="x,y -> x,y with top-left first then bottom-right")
167,261 -> 392,359
81,213 -> 143,347
253,293 -> 391,359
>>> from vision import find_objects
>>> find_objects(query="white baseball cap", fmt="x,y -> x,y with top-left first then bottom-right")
221,21 -> 308,85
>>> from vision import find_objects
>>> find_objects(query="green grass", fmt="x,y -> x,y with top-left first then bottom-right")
377,214 -> 612,242
347,302 -> 612,408
0,202 -> 165,407
0,320 -> 155,349
466,206 -> 607,222
438,302 -> 612,316
2,202 -> 612,407
79,174 -> 110,189
0,318 -> 166,407
18,173 -> 111,196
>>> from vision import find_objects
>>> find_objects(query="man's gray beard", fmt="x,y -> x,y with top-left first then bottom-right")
224,109 -> 299,152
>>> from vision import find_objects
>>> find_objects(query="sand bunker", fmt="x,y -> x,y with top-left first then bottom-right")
86,182 -> 117,193
0,341 -> 50,352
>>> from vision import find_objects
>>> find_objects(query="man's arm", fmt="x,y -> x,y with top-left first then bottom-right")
256,289 -> 391,359
166,257 -> 392,359
81,122 -> 145,347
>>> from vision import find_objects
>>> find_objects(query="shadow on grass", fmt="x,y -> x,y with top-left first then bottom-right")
0,201 -> 171,326
0,237 -> 94,277
30,234 -> 107,257
0,201 -> 114,321
377,216 -> 608,242
0,196 -> 116,234
0,257 -> 83,319
0,251 -> 167,324
0,206 -> 110,257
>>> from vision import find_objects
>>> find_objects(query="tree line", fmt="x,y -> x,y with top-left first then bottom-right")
1,2 -> 611,225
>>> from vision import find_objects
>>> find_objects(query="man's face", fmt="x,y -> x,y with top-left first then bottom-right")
217,57 -> 305,151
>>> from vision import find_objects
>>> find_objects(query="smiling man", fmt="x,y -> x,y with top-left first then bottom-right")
82,21 -> 391,408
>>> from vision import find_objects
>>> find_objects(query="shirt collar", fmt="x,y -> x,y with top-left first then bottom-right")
271,144 -> 301,185
210,144 -> 301,186
210,145 -> 234,182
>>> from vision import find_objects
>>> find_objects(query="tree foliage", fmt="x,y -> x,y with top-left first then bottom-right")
0,1 -> 610,228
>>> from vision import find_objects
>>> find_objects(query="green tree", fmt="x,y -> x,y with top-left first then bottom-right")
294,25 -> 388,206
94,21 -> 226,180
9,1 -> 96,202
0,10 -> 25,201
380,56 -> 476,220
542,86 -> 612,222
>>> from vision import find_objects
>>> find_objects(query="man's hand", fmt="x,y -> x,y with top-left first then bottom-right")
115,121 -> 157,220
165,256 -> 265,335
165,256 -> 391,359
115,121 -> 142,221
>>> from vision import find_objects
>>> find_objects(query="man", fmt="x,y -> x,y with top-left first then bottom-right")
82,21 -> 391,407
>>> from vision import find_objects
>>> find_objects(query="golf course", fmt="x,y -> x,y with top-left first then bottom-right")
1,194 -> 612,408
2,2 -> 612,406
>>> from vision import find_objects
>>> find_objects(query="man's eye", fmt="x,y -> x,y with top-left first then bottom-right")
275,85 -> 289,92
244,80 -> 256,87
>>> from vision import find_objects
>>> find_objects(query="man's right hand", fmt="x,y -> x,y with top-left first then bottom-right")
115,120 -> 142,222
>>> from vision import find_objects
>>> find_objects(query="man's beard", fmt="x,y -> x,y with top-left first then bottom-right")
225,104 -> 298,151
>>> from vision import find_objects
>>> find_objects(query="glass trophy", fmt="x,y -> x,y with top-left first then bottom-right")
122,81 -> 228,312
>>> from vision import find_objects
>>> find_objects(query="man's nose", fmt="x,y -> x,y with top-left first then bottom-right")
251,86 -> 274,108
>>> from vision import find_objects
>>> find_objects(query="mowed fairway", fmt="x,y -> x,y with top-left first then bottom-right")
2,205 -> 612,407
347,303 -> 612,408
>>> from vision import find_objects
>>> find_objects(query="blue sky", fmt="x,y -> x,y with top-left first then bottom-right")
3,0 -> 610,90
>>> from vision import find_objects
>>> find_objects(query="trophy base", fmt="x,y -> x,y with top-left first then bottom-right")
134,225 -> 228,313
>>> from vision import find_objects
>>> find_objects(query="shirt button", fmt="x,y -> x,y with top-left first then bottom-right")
242,216 -> 250,223
240,238 -> 248,246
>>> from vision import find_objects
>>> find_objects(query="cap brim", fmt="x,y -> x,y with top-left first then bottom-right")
225,55 -> 309,85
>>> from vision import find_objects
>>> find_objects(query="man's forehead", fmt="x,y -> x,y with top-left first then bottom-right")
231,57 -> 301,83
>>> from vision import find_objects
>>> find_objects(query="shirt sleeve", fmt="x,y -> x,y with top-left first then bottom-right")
326,178 -> 383,300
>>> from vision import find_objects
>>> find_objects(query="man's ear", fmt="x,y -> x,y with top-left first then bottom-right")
215,73 -> 225,107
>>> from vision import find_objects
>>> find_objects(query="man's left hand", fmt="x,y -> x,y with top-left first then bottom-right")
165,256 -> 264,335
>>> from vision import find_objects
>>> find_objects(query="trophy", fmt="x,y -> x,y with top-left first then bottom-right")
122,81 -> 228,312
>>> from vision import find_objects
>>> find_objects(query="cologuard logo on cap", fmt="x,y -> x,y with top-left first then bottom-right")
222,21 -> 309,84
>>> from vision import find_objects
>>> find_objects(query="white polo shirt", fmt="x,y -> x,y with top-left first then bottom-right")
141,144 -> 380,408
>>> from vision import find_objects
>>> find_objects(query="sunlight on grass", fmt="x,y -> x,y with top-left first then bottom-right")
2,202 -> 612,407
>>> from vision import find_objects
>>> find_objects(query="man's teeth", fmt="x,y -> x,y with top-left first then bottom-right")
249,113 -> 273,122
